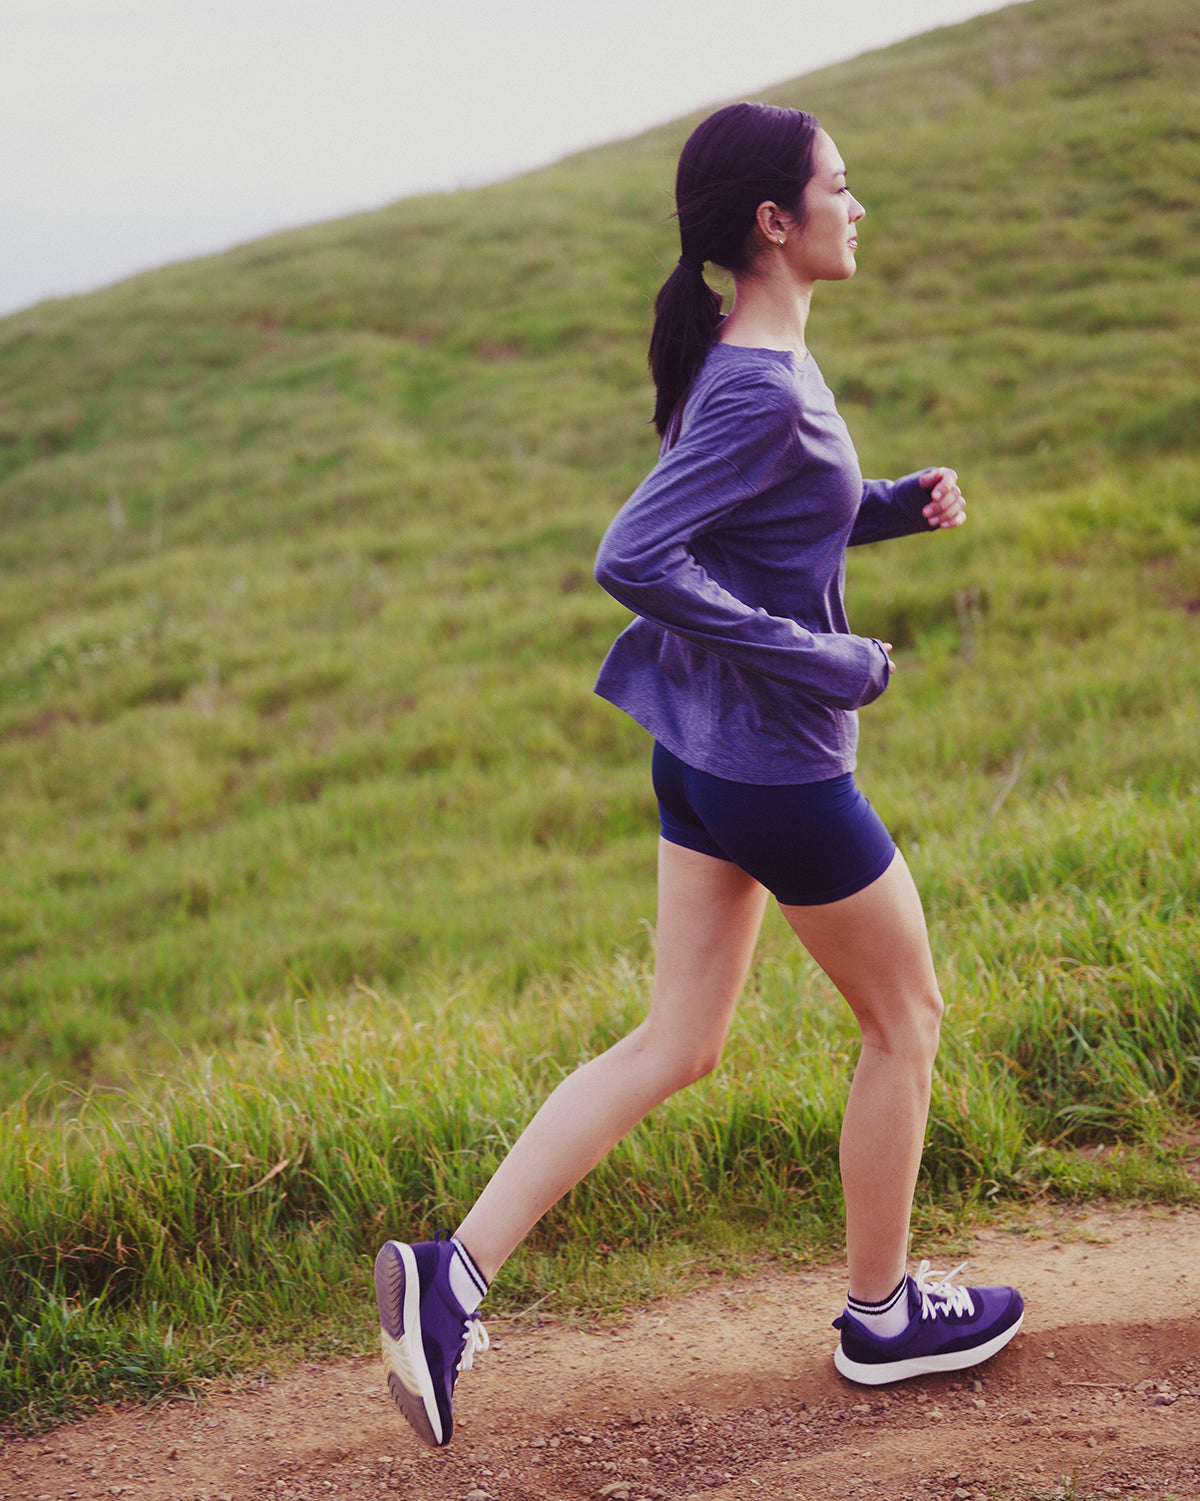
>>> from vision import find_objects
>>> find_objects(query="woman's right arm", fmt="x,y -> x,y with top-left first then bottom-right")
595,385 -> 891,712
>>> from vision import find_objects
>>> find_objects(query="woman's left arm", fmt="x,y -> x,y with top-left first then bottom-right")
849,466 -> 966,546
916,467 -> 966,530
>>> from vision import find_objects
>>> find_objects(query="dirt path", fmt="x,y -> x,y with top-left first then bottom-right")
5,1205 -> 1200,1501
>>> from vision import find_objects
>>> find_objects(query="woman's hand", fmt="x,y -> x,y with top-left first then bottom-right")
919,467 -> 966,529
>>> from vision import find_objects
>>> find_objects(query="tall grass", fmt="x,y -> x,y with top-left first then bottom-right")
2,783 -> 1197,1429
1,0 -> 1198,1429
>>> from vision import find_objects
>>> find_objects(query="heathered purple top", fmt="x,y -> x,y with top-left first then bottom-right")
592,342 -> 933,785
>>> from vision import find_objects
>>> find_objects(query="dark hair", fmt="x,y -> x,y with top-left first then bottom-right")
649,102 -> 821,439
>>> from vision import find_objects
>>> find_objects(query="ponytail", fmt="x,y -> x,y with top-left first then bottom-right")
649,261 -> 723,440
647,102 -> 821,440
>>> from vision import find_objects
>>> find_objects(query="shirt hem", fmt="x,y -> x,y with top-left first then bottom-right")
595,688 -> 859,787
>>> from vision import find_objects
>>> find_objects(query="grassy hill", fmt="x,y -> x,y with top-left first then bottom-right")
0,0 -> 1198,1428
1,0 -> 1196,1096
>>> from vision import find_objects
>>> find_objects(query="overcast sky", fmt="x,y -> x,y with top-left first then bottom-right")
1,0 -> 1024,317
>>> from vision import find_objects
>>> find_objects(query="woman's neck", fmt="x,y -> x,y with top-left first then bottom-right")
717,265 -> 811,355
718,272 -> 813,358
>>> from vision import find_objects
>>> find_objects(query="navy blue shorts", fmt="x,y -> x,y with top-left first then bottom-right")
652,742 -> 896,906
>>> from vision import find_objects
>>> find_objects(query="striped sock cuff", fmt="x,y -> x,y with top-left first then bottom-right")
449,1237 -> 489,1312
847,1275 -> 907,1316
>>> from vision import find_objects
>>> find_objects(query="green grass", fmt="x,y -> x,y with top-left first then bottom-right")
1,0 -> 1199,1431
2,813 -> 1197,1429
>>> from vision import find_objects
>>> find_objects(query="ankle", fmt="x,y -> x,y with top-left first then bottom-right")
846,1275 -> 911,1339
446,1236 -> 489,1314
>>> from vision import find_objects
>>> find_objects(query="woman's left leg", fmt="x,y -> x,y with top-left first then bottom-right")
375,841 -> 769,1446
455,838 -> 770,1280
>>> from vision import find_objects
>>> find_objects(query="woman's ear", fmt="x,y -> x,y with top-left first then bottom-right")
753,200 -> 788,248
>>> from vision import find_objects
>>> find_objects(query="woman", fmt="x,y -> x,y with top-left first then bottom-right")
374,102 -> 1024,1450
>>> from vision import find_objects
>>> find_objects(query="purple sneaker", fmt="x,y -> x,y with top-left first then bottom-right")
374,1236 -> 489,1447
833,1260 -> 1024,1385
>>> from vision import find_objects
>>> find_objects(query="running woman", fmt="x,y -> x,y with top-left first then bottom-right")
374,101 -> 1024,1449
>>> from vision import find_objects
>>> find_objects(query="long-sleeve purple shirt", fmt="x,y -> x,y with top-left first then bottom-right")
593,342 -> 933,784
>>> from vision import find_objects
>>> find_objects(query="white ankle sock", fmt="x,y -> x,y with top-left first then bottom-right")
448,1237 -> 489,1314
846,1275 -> 910,1339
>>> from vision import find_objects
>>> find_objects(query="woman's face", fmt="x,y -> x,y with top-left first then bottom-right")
784,129 -> 866,285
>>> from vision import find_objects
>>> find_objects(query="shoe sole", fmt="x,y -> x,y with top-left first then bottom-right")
834,1310 -> 1024,1386
374,1241 -> 444,1446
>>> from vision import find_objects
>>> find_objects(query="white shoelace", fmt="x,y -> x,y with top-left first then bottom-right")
458,1316 -> 490,1374
913,1259 -> 976,1321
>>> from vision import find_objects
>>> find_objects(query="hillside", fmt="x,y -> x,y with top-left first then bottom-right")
1,0 -> 1199,1435
0,0 -> 1197,1098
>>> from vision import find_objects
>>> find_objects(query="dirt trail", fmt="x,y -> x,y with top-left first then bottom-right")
4,1205 -> 1200,1501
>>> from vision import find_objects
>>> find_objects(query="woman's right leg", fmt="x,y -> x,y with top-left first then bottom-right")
455,838 -> 770,1280
779,850 -> 944,1303
782,853 -> 1023,1385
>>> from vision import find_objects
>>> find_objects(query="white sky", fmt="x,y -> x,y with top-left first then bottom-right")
1,0 -> 1021,317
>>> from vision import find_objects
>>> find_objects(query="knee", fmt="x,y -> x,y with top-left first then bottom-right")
860,985 -> 944,1066
674,1043 -> 724,1090
919,988 -> 945,1060
629,1026 -> 724,1095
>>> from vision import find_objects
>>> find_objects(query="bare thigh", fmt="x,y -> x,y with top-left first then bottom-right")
778,851 -> 943,1050
638,838 -> 771,1079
